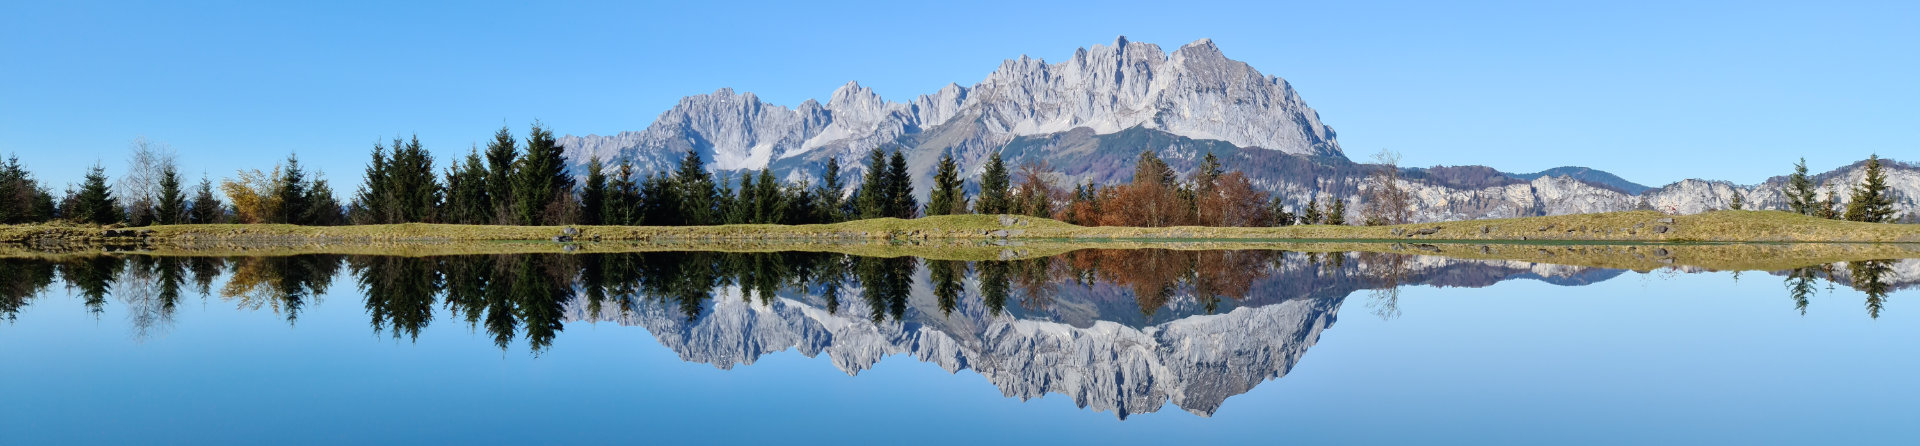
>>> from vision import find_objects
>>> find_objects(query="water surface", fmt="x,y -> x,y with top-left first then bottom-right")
2,249 -> 1916,444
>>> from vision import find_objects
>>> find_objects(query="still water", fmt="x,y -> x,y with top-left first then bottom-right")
2,250 -> 1916,444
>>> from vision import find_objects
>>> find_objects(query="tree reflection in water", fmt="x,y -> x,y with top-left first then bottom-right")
1,251 -> 1913,352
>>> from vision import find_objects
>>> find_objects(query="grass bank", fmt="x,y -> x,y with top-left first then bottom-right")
5,210 -> 1917,246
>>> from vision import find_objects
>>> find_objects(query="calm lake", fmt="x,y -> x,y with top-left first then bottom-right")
2,249 -> 1916,444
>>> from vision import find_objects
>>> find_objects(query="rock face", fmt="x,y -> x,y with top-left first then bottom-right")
562,252 -> 1623,418
561,37 -> 1341,180
560,37 -> 1920,223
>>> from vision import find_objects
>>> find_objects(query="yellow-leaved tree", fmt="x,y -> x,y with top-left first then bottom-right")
220,167 -> 282,224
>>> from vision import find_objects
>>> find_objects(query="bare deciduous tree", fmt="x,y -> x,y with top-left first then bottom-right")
119,137 -> 178,225
1362,148 -> 1411,226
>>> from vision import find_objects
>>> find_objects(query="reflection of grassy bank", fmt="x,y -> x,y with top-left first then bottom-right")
3,211 -> 1919,266
7,210 -> 1920,244
2,237 -> 1917,272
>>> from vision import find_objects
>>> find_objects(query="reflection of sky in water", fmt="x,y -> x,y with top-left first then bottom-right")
1,256 -> 1916,445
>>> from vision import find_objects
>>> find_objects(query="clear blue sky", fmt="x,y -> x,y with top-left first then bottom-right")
3,0 -> 1914,189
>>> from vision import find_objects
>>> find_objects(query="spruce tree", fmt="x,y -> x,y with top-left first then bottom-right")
1818,183 -> 1842,220
276,154 -> 310,224
754,168 -> 783,223
483,126 -> 518,223
1326,199 -> 1347,225
154,164 -> 185,224
670,149 -> 717,225
977,152 -> 1010,214
856,148 -> 890,219
353,142 -> 391,223
604,161 -> 639,225
0,155 -> 54,224
640,172 -> 681,226
1786,158 -> 1817,215
727,171 -> 756,224
386,135 -> 441,223
442,148 -> 491,225
928,152 -> 965,216
187,176 -> 224,224
1845,154 -> 1896,223
514,123 -> 572,225
886,151 -> 916,219
813,161 -> 848,223
1302,197 -> 1321,225
306,176 -> 344,226
580,156 -> 607,225
1729,193 -> 1744,210
75,164 -> 119,225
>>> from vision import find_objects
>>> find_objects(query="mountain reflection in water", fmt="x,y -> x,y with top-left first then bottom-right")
0,250 -> 1912,418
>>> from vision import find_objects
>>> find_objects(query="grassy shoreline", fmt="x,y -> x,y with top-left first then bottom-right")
2,210 -> 1918,271
5,210 -> 1918,245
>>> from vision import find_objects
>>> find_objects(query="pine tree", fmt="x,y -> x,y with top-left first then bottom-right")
1845,154 -> 1896,223
514,123 -> 572,225
0,155 -> 54,224
442,148 -> 491,225
640,172 -> 680,226
753,168 -> 784,223
856,148 -> 890,219
1786,158 -> 1817,215
1818,183 -> 1842,220
580,156 -> 607,225
76,164 -> 119,225
276,154 -> 310,224
604,161 -> 640,225
306,176 -> 345,226
886,151 -> 917,219
187,176 -> 224,224
154,163 -> 185,224
977,152 -> 1010,214
928,152 -> 965,216
353,142 -> 391,223
812,161 -> 848,223
727,171 -> 756,224
671,149 -> 717,225
1302,197 -> 1321,225
387,135 -> 441,223
1326,199 -> 1347,225
483,126 -> 518,224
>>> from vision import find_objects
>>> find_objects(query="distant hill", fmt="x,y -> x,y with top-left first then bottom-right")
1507,166 -> 1652,195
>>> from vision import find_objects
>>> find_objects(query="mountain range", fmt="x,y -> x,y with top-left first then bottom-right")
558,37 -> 1917,223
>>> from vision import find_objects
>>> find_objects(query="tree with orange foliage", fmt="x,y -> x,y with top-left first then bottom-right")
1010,161 -> 1059,218
1099,151 -> 1190,227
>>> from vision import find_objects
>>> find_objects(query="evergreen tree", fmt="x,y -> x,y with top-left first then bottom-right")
580,156 -> 607,225
75,164 -> 119,225
442,148 -> 492,225
928,152 -> 966,216
856,148 -> 890,219
670,149 -> 717,225
812,161 -> 849,223
1729,193 -> 1745,210
0,155 -> 54,224
386,135 -> 440,223
483,126 -> 518,224
1845,154 -> 1896,223
886,151 -> 917,219
1326,199 -> 1347,225
753,168 -> 784,223
1302,197 -> 1321,225
514,123 -> 572,225
727,171 -> 756,224
639,172 -> 681,226
353,143 -> 390,223
1786,158 -> 1817,215
977,152 -> 1010,214
306,176 -> 345,226
187,176 -> 224,224
603,161 -> 640,225
1818,183 -> 1842,220
154,163 -> 185,224
276,154 -> 310,224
